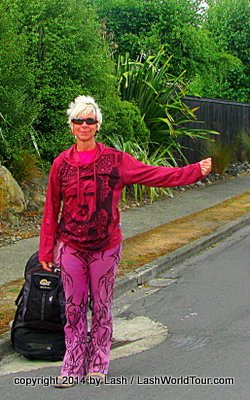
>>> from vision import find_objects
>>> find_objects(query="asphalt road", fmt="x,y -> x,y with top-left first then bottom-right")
0,225 -> 249,399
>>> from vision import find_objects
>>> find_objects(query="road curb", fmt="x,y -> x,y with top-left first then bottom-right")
1,212 -> 250,363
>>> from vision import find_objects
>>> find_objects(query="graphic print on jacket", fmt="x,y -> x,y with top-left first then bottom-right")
58,154 -> 121,251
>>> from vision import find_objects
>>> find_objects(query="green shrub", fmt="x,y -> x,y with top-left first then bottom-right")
100,99 -> 150,144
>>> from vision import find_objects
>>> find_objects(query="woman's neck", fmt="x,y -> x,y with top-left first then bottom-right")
76,141 -> 96,152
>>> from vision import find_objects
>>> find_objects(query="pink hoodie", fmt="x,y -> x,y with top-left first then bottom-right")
39,143 -> 203,262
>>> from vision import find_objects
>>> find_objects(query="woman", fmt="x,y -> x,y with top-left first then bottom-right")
39,95 -> 211,387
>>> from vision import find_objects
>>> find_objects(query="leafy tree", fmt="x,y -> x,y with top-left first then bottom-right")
93,0 -> 249,102
206,0 -> 250,62
93,0 -> 161,57
11,0 -> 120,160
1,0 -> 149,166
0,0 -> 38,164
183,27 -> 244,100
205,0 -> 250,101
93,0 -> 204,62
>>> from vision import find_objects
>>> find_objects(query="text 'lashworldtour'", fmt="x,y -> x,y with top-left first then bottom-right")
13,375 -> 235,387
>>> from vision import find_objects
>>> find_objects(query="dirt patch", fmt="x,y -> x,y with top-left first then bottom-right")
0,210 -> 43,247
1,190 -> 250,334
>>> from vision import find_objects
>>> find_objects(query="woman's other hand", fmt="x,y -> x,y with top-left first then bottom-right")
200,157 -> 212,176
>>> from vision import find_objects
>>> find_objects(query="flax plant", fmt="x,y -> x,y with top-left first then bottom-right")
117,49 -> 218,160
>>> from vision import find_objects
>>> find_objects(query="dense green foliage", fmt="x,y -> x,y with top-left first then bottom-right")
205,0 -> 250,102
11,0 -> 123,161
0,0 -> 248,182
93,0 -> 203,61
93,0 -> 249,102
0,0 -> 39,164
0,0 -> 148,166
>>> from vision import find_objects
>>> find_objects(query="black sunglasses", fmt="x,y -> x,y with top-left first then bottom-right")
71,117 -> 98,125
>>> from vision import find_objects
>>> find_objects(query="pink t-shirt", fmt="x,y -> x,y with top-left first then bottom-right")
77,147 -> 96,164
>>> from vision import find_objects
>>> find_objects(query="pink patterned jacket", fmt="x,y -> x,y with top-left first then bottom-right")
39,143 -> 203,262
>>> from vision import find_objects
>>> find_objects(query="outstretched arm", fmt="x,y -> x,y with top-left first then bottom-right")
122,152 -> 212,188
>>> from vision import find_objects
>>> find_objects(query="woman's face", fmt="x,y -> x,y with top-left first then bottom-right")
71,112 -> 98,145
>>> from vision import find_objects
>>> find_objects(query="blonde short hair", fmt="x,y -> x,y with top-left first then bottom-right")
67,95 -> 102,131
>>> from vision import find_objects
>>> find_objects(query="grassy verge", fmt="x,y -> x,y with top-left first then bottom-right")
120,191 -> 250,274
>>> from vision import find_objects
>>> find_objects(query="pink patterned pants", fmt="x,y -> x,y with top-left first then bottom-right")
54,242 -> 122,378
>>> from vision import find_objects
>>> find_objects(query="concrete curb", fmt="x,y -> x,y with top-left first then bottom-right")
1,212 -> 250,363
